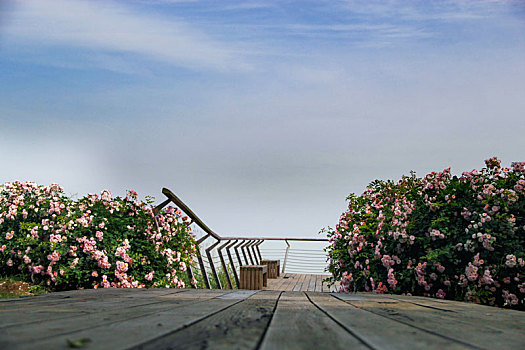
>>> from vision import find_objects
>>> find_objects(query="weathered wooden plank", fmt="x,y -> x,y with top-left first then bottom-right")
1,289 -> 228,344
299,274 -> 308,291
0,288 -> 185,312
0,288 -> 187,312
292,274 -> 306,292
2,290 -> 252,350
375,293 -> 525,333
307,292 -> 466,349
0,289 -> 190,328
278,277 -> 289,290
291,275 -> 301,291
216,290 -> 259,300
136,290 -> 280,349
314,275 -> 322,292
282,275 -> 296,292
333,293 -> 525,349
272,273 -> 297,291
294,274 -> 307,292
302,274 -> 314,291
276,277 -> 289,291
307,275 -> 316,291
266,276 -> 286,291
260,292 -> 368,350
283,275 -> 296,292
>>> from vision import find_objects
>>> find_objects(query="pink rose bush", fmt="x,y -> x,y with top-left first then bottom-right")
326,158 -> 525,309
0,182 -> 197,291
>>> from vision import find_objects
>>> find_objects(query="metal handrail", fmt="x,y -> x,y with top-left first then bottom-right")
154,188 -> 329,289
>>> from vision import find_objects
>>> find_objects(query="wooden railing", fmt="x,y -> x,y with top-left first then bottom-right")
154,188 -> 329,289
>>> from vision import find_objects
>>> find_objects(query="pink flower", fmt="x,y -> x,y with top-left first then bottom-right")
505,255 -> 517,268
436,289 -> 446,299
100,189 -> 112,201
49,234 -> 63,243
68,246 -> 78,257
5,231 -> 14,240
96,231 -> 104,241
381,255 -> 395,268
47,250 -> 61,262
116,261 -> 128,272
145,271 -> 154,281
387,268 -> 397,287
92,271 -> 98,277
485,157 -> 501,169
429,229 -> 444,240
30,226 -> 39,239
465,263 -> 478,281
70,258 -> 79,269
511,161 -> 525,172
31,265 -> 44,274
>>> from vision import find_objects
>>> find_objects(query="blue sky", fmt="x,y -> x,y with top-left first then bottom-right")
1,0 -> 524,238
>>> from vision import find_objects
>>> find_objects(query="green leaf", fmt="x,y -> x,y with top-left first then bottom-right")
67,338 -> 91,348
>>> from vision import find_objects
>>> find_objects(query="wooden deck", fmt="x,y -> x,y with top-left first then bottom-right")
1,287 -> 524,349
266,273 -> 334,292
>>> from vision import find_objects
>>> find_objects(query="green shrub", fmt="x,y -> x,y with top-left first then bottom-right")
326,158 -> 525,309
0,181 -> 197,290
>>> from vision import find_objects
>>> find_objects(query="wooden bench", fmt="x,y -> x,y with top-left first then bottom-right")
239,265 -> 267,290
260,260 -> 280,278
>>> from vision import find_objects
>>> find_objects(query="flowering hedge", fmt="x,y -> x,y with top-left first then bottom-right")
326,158 -> 525,309
0,181 -> 197,290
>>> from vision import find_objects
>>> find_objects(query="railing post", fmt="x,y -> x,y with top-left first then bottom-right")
241,241 -> 251,265
226,240 -> 240,288
250,241 -> 260,264
255,240 -> 263,262
206,239 -> 222,289
282,239 -> 290,274
234,240 -> 245,266
246,241 -> 256,265
218,240 -> 233,289
186,263 -> 196,288
196,234 -> 211,289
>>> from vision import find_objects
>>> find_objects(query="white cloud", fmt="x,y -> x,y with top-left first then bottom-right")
221,2 -> 277,11
285,23 -> 432,43
3,0 -> 249,72
339,0 -> 490,20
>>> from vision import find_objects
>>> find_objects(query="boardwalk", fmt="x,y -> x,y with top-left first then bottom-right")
266,273 -> 334,292
1,286 -> 524,349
